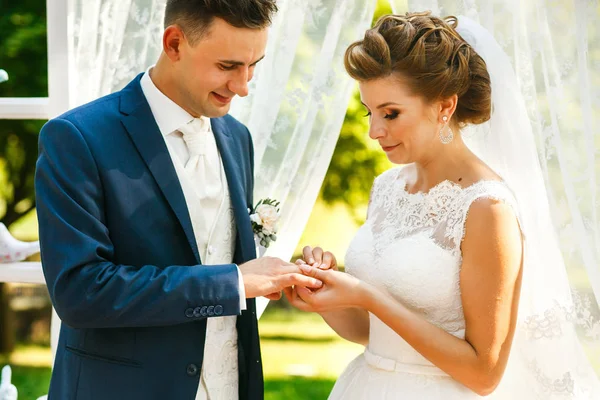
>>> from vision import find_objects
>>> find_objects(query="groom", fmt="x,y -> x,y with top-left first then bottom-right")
34,1 -> 323,399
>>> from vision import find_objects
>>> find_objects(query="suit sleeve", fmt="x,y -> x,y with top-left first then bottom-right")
35,118 -> 242,329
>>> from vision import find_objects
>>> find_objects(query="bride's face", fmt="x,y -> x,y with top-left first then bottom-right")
173,18 -> 268,118
359,76 -> 440,165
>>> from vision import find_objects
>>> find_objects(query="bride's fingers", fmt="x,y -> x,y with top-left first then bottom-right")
284,286 -> 313,312
296,286 -> 315,303
311,247 -> 324,266
302,246 -> 315,264
320,251 -> 337,270
283,286 -> 294,302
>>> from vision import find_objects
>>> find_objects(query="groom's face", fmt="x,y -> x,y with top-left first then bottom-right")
175,18 -> 268,118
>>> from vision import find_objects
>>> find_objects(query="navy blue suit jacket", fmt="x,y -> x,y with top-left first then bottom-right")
35,74 -> 263,399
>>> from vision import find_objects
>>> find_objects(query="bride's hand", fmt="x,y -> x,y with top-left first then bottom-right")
283,285 -> 318,312
297,245 -> 338,270
291,264 -> 369,312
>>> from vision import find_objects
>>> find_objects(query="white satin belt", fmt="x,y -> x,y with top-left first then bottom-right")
363,349 -> 449,376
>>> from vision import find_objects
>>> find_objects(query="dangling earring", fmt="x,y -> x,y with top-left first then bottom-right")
439,115 -> 454,144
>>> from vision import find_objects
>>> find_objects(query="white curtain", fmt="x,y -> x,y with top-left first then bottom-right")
67,0 -> 166,106
229,0 -> 379,314
228,0 -> 378,277
389,0 -> 600,374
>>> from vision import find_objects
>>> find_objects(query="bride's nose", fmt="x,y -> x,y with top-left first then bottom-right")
368,121 -> 386,141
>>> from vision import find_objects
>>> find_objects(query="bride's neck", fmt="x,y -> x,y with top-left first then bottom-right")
410,135 -> 474,192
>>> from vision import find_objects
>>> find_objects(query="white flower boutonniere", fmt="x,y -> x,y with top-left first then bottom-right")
249,198 -> 280,248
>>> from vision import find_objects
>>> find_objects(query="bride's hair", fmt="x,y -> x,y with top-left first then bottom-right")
344,11 -> 491,126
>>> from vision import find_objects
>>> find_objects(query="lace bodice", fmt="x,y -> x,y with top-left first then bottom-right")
344,166 -> 519,368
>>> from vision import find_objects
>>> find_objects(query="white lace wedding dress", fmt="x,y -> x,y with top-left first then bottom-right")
329,166 -> 522,399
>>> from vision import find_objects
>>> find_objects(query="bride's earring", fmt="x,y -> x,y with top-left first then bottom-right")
439,115 -> 454,144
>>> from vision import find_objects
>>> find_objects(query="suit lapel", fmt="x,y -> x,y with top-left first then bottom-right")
119,75 -> 201,264
211,118 -> 255,262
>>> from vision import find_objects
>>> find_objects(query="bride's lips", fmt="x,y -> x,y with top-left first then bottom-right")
212,92 -> 232,105
381,143 -> 400,152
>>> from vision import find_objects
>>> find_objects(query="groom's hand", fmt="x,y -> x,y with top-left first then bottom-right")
239,257 -> 323,299
300,246 -> 338,270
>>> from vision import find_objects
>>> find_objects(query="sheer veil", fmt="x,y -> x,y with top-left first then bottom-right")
455,16 -> 600,398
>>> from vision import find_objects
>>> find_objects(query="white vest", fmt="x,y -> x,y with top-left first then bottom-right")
167,138 -> 240,400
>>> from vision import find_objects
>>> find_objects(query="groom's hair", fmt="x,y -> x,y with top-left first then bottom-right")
164,0 -> 278,44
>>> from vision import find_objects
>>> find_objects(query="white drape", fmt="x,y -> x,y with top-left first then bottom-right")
68,0 -> 166,106
389,0 -> 600,379
228,0 -> 378,314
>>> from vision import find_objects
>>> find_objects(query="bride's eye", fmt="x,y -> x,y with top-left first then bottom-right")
384,111 -> 400,120
363,111 -> 372,118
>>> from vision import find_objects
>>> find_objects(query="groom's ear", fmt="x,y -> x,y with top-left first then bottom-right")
163,25 -> 185,61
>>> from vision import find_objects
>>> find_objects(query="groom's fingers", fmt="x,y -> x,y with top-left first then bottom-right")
265,291 -> 282,300
280,272 -> 322,290
299,264 -> 328,282
276,263 -> 323,289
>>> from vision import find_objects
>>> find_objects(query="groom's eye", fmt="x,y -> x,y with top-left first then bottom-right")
218,64 -> 237,71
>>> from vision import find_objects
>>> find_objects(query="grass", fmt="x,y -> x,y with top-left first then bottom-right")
0,345 -> 52,400
265,377 -> 337,400
0,364 -> 51,400
0,308 -> 363,400
259,309 -> 363,381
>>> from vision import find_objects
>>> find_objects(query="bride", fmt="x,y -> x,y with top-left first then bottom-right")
285,12 -> 600,399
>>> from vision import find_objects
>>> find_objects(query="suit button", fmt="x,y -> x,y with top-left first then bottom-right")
193,307 -> 202,317
214,305 -> 223,316
186,363 -> 199,377
200,306 -> 208,317
207,305 -> 215,317
185,308 -> 194,318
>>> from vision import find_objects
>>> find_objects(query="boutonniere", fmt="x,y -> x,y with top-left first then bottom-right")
249,198 -> 280,248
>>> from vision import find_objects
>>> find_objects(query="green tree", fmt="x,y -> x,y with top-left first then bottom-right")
0,1 -> 48,354
0,2 -> 47,227
319,1 -> 394,223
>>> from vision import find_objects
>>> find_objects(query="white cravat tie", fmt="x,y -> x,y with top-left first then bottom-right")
178,117 -> 221,201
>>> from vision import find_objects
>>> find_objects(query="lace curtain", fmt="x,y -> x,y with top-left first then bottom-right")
228,0 -> 378,315
389,0 -> 600,378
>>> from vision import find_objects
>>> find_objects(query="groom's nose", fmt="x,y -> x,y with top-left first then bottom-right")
228,68 -> 250,98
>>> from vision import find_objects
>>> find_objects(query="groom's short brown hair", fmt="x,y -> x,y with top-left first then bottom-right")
165,0 -> 278,43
